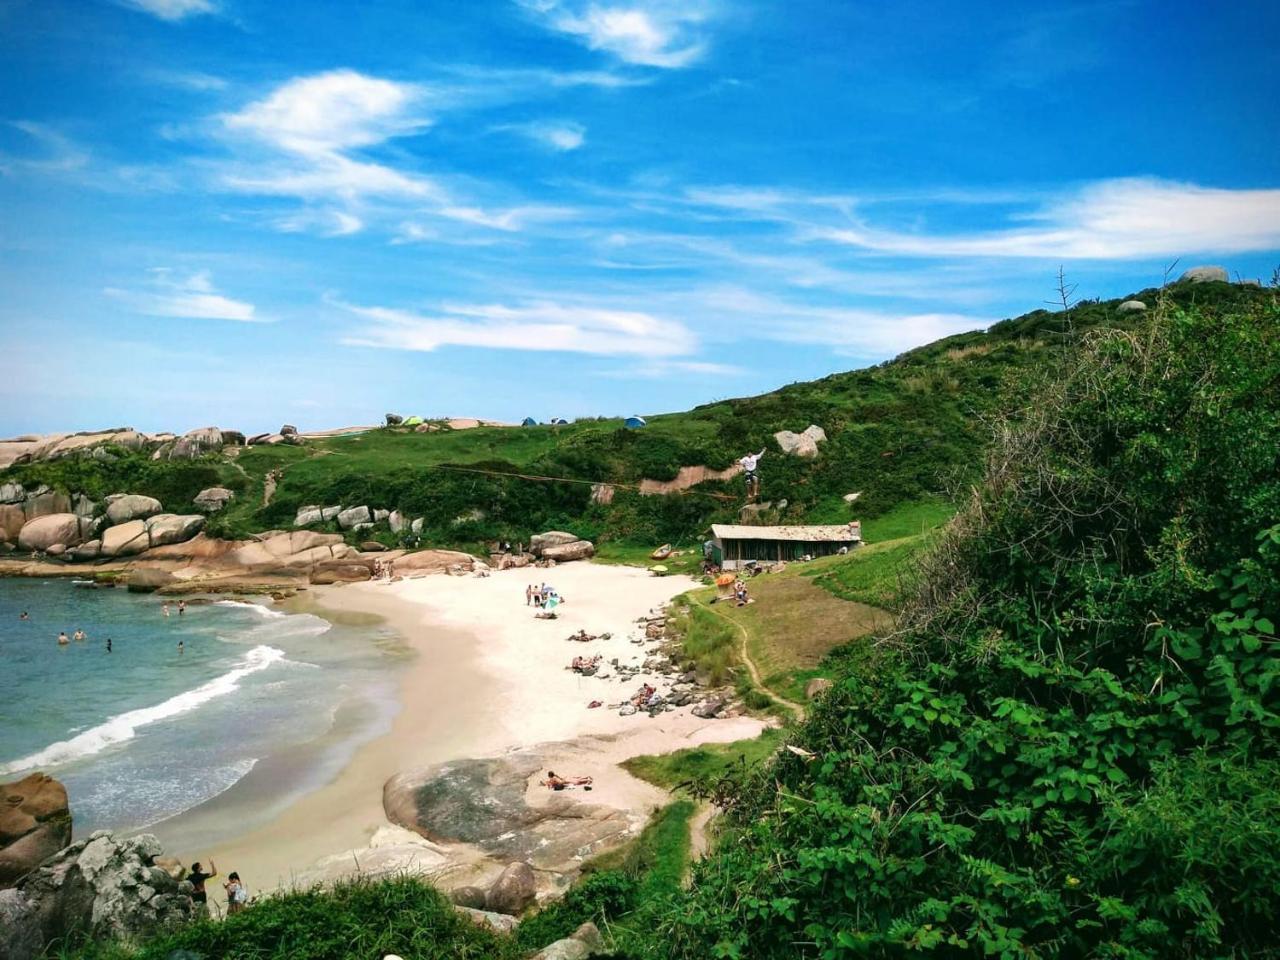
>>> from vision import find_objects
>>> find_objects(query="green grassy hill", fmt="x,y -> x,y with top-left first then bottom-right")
6,279 -> 1267,557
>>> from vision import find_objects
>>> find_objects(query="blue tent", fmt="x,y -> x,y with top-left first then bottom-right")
624,416 -> 648,429
551,417 -> 569,425
521,417 -> 538,426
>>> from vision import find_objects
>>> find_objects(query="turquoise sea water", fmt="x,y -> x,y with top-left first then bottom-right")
0,579 -> 405,835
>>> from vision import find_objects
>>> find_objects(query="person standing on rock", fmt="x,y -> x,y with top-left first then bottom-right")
187,859 -> 217,912
739,448 -> 766,498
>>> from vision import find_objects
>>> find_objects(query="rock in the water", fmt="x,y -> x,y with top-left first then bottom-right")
774,424 -> 827,458
485,861 -> 536,916
449,885 -> 488,909
192,487 -> 234,513
337,505 -> 372,530
17,514 -> 93,552
45,544 -> 66,557
1,832 -> 196,960
105,494 -> 163,526
805,677 -> 834,700
541,540 -> 595,562
127,568 -> 175,593
1179,265 -> 1228,283
529,531 -> 581,556
1117,300 -> 1147,313
0,774 -> 71,889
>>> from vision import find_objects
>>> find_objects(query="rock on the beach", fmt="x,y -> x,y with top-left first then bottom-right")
774,424 -> 827,458
17,514 -> 93,552
309,559 -> 373,584
1,832 -> 196,960
485,861 -> 537,916
104,494 -> 163,526
391,550 -> 479,577
1117,299 -> 1147,313
691,696 -> 726,719
1179,265 -> 1228,283
127,568 -> 176,593
337,505 -> 372,530
0,504 -> 24,543
0,774 -> 71,889
70,539 -> 102,561
541,540 -> 595,562
529,531 -> 581,556
192,487 -> 234,513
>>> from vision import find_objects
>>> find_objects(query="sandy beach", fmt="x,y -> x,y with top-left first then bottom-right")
151,561 -> 769,903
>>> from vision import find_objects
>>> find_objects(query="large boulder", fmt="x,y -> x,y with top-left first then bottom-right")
541,540 -> 595,562
104,495 -> 162,526
1179,265 -> 1228,284
294,505 -> 340,527
391,550 -> 479,577
530,923 -> 605,959
309,559 -> 373,584
145,514 -> 205,548
337,505 -> 372,530
0,832 -> 196,960
1117,300 -> 1147,313
231,531 -> 352,569
72,494 -> 97,518
529,531 -> 582,556
0,483 -> 25,504
774,424 -> 827,458
21,491 -> 71,522
166,426 -> 224,460
69,540 -> 102,562
484,861 -> 536,916
219,430 -> 245,447
126,568 -> 175,593
17,514 -> 92,552
101,520 -> 150,558
192,487 -> 234,513
0,505 -> 24,544
0,774 -> 71,889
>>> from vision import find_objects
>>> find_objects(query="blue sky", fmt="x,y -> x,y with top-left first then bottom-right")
1,0 -> 1277,436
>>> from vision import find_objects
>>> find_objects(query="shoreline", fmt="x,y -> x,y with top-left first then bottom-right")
148,562 -> 770,907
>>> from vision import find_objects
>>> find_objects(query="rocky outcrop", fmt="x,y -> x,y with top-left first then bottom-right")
72,495 -> 97,518
230,531 -> 354,570
0,430 -> 157,470
101,520 -> 150,557
309,559 -> 374,584
22,491 -> 71,522
192,487 -> 234,513
104,495 -> 163,526
98,514 -> 204,558
17,514 -> 94,552
0,774 -> 71,889
638,463 -> 742,496
391,550 -> 480,577
530,531 -> 581,555
0,831 -> 197,960
530,922 -> 606,959
774,424 -> 827,458
542,540 -> 595,562
0,505 -> 24,544
484,861 -> 536,916
0,483 -> 25,504
294,505 -> 340,527
1179,265 -> 1228,283
1117,300 -> 1147,313
337,505 -> 372,530
164,426 -> 225,460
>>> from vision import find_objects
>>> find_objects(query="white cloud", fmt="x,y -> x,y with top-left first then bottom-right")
521,1 -> 714,68
437,203 -> 577,231
106,269 -> 262,322
597,358 -> 745,378
804,179 -> 1280,260
118,0 -> 218,21
502,120 -> 586,151
339,298 -> 696,357
0,122 -> 89,177
222,70 -> 428,155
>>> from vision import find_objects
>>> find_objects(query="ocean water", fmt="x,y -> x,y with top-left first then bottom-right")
0,579 -> 405,835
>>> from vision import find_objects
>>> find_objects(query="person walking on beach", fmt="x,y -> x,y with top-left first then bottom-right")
187,860 -> 216,912
525,584 -> 533,606
224,871 -> 247,915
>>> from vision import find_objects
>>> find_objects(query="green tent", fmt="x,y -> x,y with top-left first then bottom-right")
402,416 -> 424,427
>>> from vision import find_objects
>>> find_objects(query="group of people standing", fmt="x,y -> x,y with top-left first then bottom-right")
525,583 -> 561,608
186,858 -> 249,916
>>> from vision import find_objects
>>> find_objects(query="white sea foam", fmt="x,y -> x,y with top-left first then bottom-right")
0,645 -> 285,776
215,599 -> 287,619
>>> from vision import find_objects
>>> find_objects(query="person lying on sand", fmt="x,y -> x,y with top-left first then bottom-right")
567,629 -> 595,642
540,771 -> 593,790
631,683 -> 657,707
570,655 -> 602,673
535,610 -> 559,620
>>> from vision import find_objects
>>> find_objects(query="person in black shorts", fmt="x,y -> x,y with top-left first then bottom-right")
187,859 -> 217,910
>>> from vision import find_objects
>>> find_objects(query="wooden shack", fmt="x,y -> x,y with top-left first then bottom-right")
709,522 -> 862,570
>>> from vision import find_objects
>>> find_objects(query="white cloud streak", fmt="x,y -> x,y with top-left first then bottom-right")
521,1 -> 715,68
339,298 -> 697,357
106,269 -> 262,322
118,0 -> 218,21
501,120 -> 587,151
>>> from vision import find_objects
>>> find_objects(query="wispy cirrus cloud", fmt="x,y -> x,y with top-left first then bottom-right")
520,1 -> 716,68
105,269 -> 262,322
117,0 -> 218,21
498,120 -> 587,151
339,297 -> 697,357
0,121 -> 89,177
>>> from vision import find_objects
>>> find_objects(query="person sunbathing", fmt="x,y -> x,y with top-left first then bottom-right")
540,771 -> 593,790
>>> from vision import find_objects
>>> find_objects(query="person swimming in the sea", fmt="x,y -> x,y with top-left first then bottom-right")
106,638 -> 113,654
73,629 -> 86,642
177,640 -> 185,655
19,611 -> 30,621
57,631 -> 69,645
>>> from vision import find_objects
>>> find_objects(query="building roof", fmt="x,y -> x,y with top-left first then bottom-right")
711,522 -> 862,543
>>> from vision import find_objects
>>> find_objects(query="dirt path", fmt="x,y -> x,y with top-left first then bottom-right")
699,599 -> 806,720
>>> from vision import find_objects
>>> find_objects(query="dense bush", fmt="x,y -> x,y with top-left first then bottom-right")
656,298 -> 1280,958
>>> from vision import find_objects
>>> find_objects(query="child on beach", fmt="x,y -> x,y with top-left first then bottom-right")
224,872 -> 247,914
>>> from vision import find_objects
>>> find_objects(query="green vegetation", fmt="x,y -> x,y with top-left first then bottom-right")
59,875 -> 509,959
653,296 -> 1280,958
665,596 -> 739,684
623,729 -> 786,791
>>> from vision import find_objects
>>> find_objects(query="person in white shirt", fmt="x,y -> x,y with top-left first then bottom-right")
739,448 -> 766,495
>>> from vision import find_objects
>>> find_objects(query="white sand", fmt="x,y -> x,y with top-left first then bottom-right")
163,562 -> 768,900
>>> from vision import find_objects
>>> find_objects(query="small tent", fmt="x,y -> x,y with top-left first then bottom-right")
624,415 -> 648,429
521,417 -> 538,427
551,417 -> 569,425
403,416 -> 424,427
